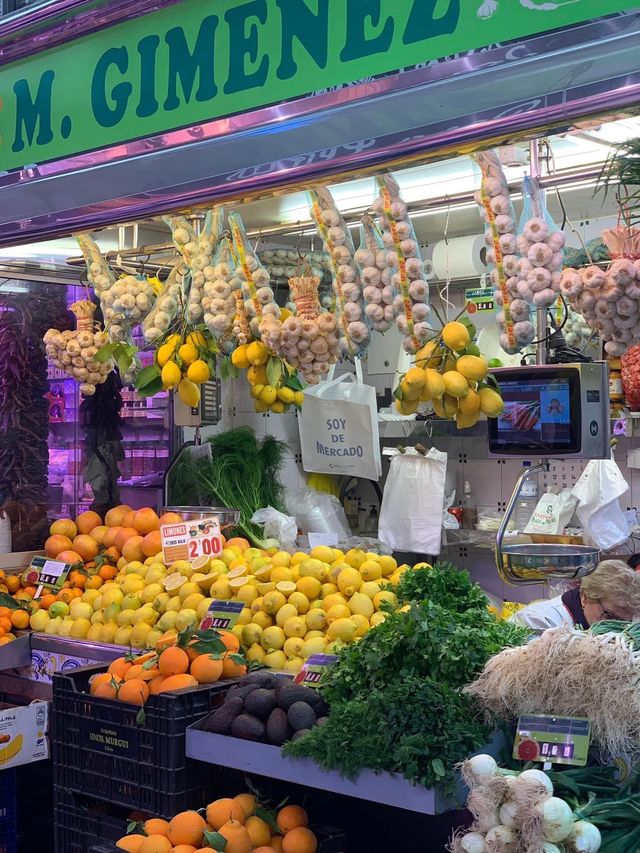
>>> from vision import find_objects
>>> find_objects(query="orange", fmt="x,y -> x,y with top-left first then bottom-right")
233,794 -> 256,820
69,570 -> 86,589
116,836 -> 144,852
139,835 -> 172,853
133,508 -> 160,535
226,537 -> 250,552
21,586 -> 37,598
122,536 -> 145,563
0,637 -> 11,646
118,678 -> 149,705
73,534 -> 100,561
158,674 -> 197,693
50,518 -> 77,539
89,525 -> 109,546
148,675 -> 166,695
246,816 -> 271,847
56,550 -> 83,565
57,589 -> 76,605
142,530 -> 162,558
218,630 -> 240,653
155,631 -> 178,652
89,672 -> 114,693
38,593 -> 57,610
171,847 -> 197,853
190,655 -> 223,684
277,806 -> 308,834
0,617 -> 12,633
158,511 -> 183,526
0,607 -> 9,618
167,811 -> 207,847
221,653 -> 247,679
254,848 -> 278,853
125,664 -> 160,682
158,646 -> 189,677
282,827 -> 317,853
103,527 -> 122,548
10,610 -> 29,630
45,534 -> 73,558
143,819 -> 169,837
103,546 -> 121,564
0,627 -> 6,639
133,651 -> 157,665
4,576 -> 20,594
99,565 -> 118,581
218,819 -> 252,853
207,798 -> 246,830
105,505 -> 133,528
122,510 -> 136,528
108,657 -> 133,679
93,678 -> 122,700
115,527 -> 139,553
85,575 -> 103,590
76,510 -> 103,534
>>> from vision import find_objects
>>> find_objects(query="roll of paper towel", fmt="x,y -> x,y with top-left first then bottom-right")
432,235 -> 487,280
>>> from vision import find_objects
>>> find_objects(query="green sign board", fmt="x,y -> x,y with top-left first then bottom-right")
514,714 -> 591,767
0,0 -> 635,171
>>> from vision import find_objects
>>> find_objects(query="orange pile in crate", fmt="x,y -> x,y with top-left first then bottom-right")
117,795 -> 320,853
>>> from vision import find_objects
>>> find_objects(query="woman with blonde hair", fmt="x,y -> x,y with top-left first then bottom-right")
510,559 -> 640,632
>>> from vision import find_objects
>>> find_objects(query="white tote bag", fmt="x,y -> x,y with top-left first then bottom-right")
379,448 -> 447,555
298,361 -> 382,481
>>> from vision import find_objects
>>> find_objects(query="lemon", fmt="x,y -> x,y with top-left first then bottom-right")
257,582 -> 276,596
442,321 -> 470,352
158,611 -> 179,632
327,617 -> 357,642
129,622 -> 152,647
114,625 -> 132,646
178,378 -> 201,407
309,545 -> 335,563
337,567 -> 363,597
270,566 -> 293,583
370,611 -> 387,627
247,365 -> 267,386
252,596 -> 266,613
175,609 -> 198,631
170,560 -> 193,577
247,341 -> 268,366
443,370 -> 469,398
277,386 -> 295,404
299,559 -> 326,581
231,344 -> 250,369
178,342 -> 198,365
399,379 -> 421,401
293,391 -> 304,407
187,359 -> 210,384
210,577 -> 232,599
288,592 -> 310,614
146,629 -> 163,649
252,611 -> 273,630
164,573 -> 186,593
404,366 -> 426,391
479,387 -> 505,417
456,408 -> 481,429
283,616 -> 307,639
423,368 -> 446,399
237,584 -> 259,605
178,582 -> 201,601
301,637 -> 328,659
396,398 -> 419,415
255,384 -> 275,405
305,609 -> 327,631
345,549 -> 367,569
326,604 -> 351,624
100,622 -> 118,643
456,354 -> 488,382
181,592 -> 205,611
161,360 -> 181,390
378,555 -> 397,577
263,591 -> 286,615
141,583 -> 164,604
297,576 -> 321,599
291,551 -> 308,565
373,590 -> 398,610
261,625 -> 285,651
305,630 -> 325,640
275,603 -> 298,627
229,575 -> 250,591
187,330 -> 206,347
415,340 -> 444,369
349,592 -> 374,618
459,387 -> 481,414
242,623 -> 263,646
246,643 -> 266,663
250,383 -> 265,399
157,340 -> 179,367
433,393 -> 457,419
350,613 -> 370,637
270,400 -> 286,414
283,637 -> 304,658
360,560 -> 382,582
263,650 -> 287,669
165,597 -> 181,613
271,551 -> 292,568
196,598 -> 213,619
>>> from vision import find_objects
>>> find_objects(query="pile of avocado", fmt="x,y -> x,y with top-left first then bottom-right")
203,670 -> 329,745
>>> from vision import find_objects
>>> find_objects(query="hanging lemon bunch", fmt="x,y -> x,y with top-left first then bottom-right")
394,317 -> 505,429
156,330 -> 215,407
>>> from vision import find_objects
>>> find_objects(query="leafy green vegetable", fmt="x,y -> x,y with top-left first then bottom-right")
393,561 -> 488,613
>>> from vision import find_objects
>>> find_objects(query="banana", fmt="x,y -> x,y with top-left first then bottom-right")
0,734 -> 23,763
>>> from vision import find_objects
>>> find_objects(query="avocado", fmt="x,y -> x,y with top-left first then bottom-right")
266,707 -> 292,746
231,713 -> 266,742
203,696 -> 244,735
244,688 -> 276,721
291,728 -> 310,740
224,683 -> 260,704
243,670 -> 279,689
276,681 -> 323,712
287,701 -> 317,732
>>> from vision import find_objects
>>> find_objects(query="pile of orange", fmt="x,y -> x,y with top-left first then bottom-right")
89,628 -> 246,707
116,797 -> 318,853
0,605 -> 23,644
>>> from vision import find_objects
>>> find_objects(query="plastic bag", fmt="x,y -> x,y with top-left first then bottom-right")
251,507 -> 298,552
183,208 -> 224,324
524,489 -> 578,536
203,237 -> 241,341
572,459 -> 631,550
143,259 -> 183,344
308,185 -> 370,357
373,174 -> 431,353
337,536 -> 392,556
229,212 -> 280,341
285,488 -> 351,539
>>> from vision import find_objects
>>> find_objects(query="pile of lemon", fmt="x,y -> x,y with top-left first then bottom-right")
156,330 -> 213,407
231,340 -> 304,414
395,320 -> 505,428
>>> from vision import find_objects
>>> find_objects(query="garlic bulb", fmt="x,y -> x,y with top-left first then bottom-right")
44,300 -> 113,395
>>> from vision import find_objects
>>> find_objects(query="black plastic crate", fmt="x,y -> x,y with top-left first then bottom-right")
87,824 -> 347,853
52,664 -> 236,816
0,769 -> 17,853
54,787 -> 128,853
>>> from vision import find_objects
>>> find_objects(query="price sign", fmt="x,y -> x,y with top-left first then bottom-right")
200,600 -> 244,631
161,515 -> 222,564
465,286 -> 495,314
514,714 -> 590,767
294,653 -> 338,689
24,555 -> 72,598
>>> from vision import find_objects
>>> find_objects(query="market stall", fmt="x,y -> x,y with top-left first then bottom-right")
1,1 -> 640,852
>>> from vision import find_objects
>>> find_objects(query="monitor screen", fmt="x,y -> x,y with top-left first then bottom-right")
488,368 -> 581,455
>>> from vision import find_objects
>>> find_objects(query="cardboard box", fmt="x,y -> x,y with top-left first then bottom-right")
0,700 -> 49,769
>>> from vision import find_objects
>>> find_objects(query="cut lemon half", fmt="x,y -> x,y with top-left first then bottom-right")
257,581 -> 276,595
163,574 -> 186,591
228,565 -> 249,579
190,555 -> 210,572
228,575 -> 249,590
275,581 -> 297,596
195,572 -> 217,590
254,566 -> 272,580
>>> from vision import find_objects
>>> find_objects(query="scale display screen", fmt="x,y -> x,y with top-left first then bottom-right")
487,364 -> 610,458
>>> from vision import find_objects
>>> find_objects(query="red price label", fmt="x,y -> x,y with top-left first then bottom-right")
161,516 -> 222,564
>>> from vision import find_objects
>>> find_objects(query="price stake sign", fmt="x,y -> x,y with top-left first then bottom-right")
161,515 -> 222,564
294,653 -> 338,689
514,714 -> 591,767
465,286 -> 495,314
24,555 -> 73,599
200,600 -> 244,631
